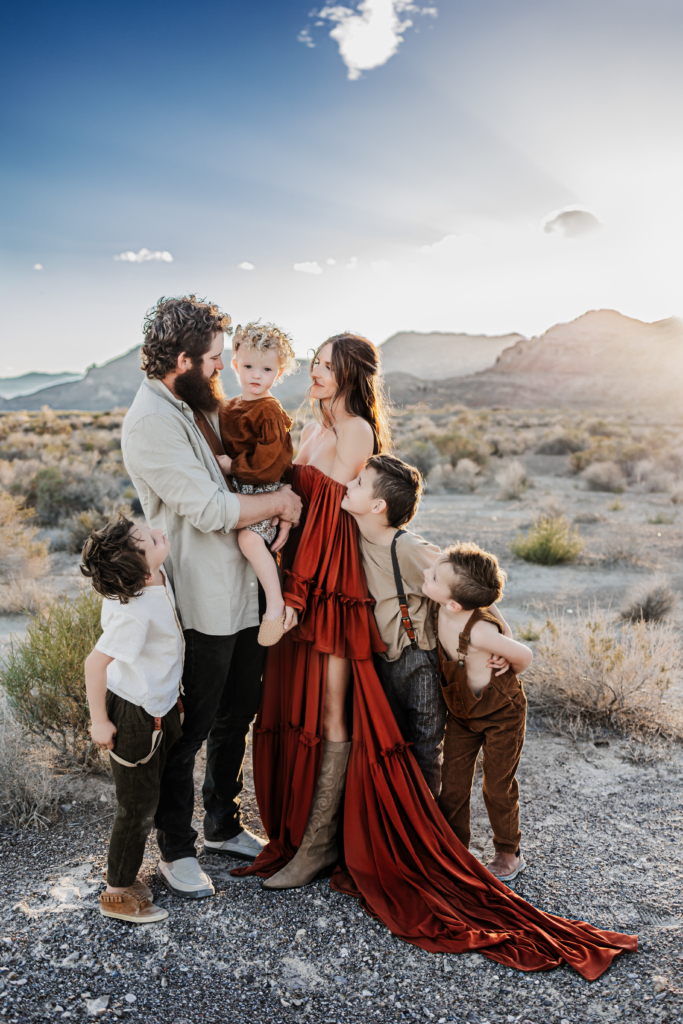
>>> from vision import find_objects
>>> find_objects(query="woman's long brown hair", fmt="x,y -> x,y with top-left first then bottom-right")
307,333 -> 391,454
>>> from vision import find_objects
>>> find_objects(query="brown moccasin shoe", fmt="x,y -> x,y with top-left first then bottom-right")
99,887 -> 168,924
257,614 -> 286,647
103,871 -> 152,902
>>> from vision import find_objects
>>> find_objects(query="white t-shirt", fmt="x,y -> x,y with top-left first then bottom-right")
95,572 -> 184,717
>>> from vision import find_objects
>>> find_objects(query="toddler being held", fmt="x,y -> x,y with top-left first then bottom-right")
217,322 -> 297,647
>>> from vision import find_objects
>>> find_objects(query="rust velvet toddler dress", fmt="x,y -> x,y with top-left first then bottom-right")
233,465 -> 636,978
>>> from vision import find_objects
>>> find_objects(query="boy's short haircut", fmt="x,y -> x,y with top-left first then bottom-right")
443,542 -> 506,610
80,515 -> 149,604
366,454 -> 423,528
141,295 -> 232,380
232,321 -> 298,378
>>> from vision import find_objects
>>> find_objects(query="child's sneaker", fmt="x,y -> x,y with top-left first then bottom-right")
99,887 -> 168,924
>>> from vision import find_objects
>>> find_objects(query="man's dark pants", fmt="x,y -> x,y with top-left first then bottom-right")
155,622 -> 265,862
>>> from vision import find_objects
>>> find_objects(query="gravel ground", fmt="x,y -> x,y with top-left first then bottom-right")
1,730 -> 682,1024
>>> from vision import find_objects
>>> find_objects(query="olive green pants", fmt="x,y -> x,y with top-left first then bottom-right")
106,692 -> 183,888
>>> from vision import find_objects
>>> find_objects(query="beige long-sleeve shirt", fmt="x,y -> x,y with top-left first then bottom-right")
121,378 -> 259,636
359,530 -> 440,662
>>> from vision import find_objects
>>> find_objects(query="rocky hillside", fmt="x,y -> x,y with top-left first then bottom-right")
378,330 -> 523,379
384,310 -> 683,409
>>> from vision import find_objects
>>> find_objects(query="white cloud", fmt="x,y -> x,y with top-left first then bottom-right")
298,28 -> 315,48
237,261 -> 255,270
33,263 -> 43,271
294,261 -> 323,274
542,207 -> 602,239
346,256 -> 359,269
308,1 -> 437,80
326,257 -> 337,265
113,248 -> 173,263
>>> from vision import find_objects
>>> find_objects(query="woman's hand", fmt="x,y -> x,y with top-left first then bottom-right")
216,454 -> 232,476
284,606 -> 298,631
91,718 -> 117,751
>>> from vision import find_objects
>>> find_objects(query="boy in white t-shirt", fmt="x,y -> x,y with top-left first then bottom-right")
81,515 -> 186,924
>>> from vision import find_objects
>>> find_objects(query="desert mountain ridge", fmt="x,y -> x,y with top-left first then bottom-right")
1,309 -> 681,411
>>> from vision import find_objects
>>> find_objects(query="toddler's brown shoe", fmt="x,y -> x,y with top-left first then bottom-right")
102,870 -> 152,901
99,887 -> 168,924
257,614 -> 286,647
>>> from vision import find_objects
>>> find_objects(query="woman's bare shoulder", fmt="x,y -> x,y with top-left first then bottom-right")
337,416 -> 374,444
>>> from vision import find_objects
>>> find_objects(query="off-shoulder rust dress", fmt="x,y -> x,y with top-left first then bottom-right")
234,465 -> 637,978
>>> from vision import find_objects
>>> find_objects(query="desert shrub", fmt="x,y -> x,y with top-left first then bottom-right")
0,492 -> 49,613
0,589 -> 104,768
640,465 -> 675,494
0,699 -> 56,827
398,439 -> 439,478
516,620 -> 543,642
64,507 -> 112,555
432,430 -> 492,468
495,459 -> 529,500
582,460 -> 626,493
524,609 -> 683,739
24,466 -> 68,524
602,527 -> 641,565
620,576 -> 678,623
486,432 -> 530,458
647,511 -> 676,524
427,458 -> 480,494
535,427 -> 588,455
573,510 -> 604,523
585,418 -> 628,438
510,515 -> 583,565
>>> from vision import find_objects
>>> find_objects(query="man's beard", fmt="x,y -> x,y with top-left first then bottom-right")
174,364 -> 225,412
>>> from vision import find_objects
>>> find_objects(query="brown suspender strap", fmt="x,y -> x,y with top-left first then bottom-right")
390,530 -> 418,651
109,697 -> 184,769
190,409 -> 236,494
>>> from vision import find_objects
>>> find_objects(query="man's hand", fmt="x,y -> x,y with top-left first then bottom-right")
271,519 -> 292,553
216,454 -> 232,476
487,655 -> 511,677
91,718 -> 117,751
277,484 -> 302,526
284,606 -> 298,631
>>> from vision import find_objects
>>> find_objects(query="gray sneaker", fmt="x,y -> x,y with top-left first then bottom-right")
203,828 -> 266,861
156,857 -> 215,899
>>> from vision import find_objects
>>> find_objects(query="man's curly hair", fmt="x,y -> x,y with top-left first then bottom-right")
141,295 -> 232,380
232,321 -> 298,378
80,515 -> 149,604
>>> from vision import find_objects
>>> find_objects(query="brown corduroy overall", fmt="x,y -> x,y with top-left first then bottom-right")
437,608 -> 526,855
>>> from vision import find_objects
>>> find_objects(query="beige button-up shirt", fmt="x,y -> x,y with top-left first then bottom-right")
121,378 -> 259,636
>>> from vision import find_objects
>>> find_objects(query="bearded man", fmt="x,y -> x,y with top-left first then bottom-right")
121,295 -> 302,899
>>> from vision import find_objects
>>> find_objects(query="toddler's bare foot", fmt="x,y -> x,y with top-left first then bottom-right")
486,850 -> 526,881
264,599 -> 286,622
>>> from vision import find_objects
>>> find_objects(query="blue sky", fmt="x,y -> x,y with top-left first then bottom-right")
2,0 -> 683,374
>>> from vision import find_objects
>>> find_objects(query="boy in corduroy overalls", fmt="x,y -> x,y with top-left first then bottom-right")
422,542 -> 533,882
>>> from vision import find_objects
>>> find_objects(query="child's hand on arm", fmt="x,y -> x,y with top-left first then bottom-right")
284,606 -> 298,631
216,454 -> 232,476
84,649 -> 117,751
271,518 -> 292,553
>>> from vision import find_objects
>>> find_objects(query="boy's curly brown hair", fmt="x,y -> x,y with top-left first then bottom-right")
442,541 -> 507,610
141,295 -> 232,379
80,515 -> 149,604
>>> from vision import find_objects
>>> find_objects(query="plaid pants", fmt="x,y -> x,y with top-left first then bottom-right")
373,647 -> 447,798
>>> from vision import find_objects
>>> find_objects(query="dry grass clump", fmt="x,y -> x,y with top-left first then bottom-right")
535,426 -> 589,455
510,515 -> 583,565
524,609 -> 683,739
495,459 -> 529,499
0,492 -> 50,613
427,458 -> 481,493
0,589 -> 104,769
620,575 -> 678,623
582,460 -> 626,492
0,698 -> 56,827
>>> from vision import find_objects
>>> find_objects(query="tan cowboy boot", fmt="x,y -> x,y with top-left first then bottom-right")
262,739 -> 351,890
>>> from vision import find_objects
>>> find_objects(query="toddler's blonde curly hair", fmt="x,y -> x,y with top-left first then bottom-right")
232,321 -> 298,378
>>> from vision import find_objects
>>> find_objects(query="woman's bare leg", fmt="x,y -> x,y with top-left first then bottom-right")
323,654 -> 352,742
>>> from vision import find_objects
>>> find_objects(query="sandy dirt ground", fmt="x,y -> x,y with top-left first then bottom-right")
1,456 -> 682,1023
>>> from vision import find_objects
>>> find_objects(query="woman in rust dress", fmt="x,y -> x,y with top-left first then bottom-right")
234,333 -> 636,979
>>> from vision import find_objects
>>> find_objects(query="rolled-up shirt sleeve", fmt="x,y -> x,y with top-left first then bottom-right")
124,415 -> 241,534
